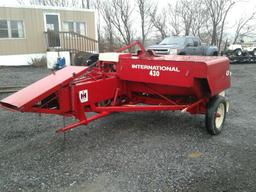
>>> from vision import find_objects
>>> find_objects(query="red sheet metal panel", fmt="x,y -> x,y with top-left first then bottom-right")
117,56 -> 195,87
116,55 -> 215,87
117,54 -> 230,96
206,57 -> 231,96
0,66 -> 88,111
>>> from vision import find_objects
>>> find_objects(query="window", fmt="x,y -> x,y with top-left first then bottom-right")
63,21 -> 86,35
0,20 -> 24,39
76,22 -> 86,35
0,20 -> 8,38
64,21 -> 74,32
193,38 -> 200,47
10,21 -> 24,38
186,38 -> 194,47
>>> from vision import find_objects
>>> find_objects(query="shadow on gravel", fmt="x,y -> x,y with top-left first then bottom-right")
51,111 -> 208,148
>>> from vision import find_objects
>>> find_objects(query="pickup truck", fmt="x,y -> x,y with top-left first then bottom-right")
147,36 -> 218,56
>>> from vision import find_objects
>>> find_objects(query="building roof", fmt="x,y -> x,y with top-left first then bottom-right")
0,4 -> 95,13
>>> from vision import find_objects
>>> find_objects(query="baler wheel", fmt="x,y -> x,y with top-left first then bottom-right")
205,95 -> 227,135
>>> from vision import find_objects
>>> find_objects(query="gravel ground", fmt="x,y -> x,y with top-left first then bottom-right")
0,65 -> 256,192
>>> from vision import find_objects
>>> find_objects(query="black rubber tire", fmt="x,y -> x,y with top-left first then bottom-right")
74,51 -> 93,66
205,95 -> 227,135
213,51 -> 218,56
234,49 -> 242,56
253,49 -> 256,56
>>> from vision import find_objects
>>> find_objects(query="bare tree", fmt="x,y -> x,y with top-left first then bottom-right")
81,0 -> 90,9
167,0 -> 209,38
233,11 -> 256,43
150,6 -> 168,39
205,0 -> 236,48
101,1 -> 115,51
110,0 -> 135,45
168,2 -> 181,36
218,1 -> 236,50
30,0 -> 47,5
190,0 -> 209,39
28,0 -> 251,52
136,0 -> 155,45
177,0 -> 194,36
16,0 -> 26,4
30,0 -> 76,7
91,0 -> 102,51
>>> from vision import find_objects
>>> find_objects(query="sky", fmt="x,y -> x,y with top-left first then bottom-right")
1,0 -> 256,22
158,0 -> 256,31
1,0 -> 256,37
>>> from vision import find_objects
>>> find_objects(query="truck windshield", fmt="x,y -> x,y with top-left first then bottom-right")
159,37 -> 185,45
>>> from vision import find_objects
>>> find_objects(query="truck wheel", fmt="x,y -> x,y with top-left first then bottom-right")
205,96 -> 227,135
213,51 -> 218,56
253,49 -> 256,56
235,49 -> 242,56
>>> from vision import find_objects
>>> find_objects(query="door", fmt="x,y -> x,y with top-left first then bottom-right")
44,13 -> 60,47
184,38 -> 196,55
193,38 -> 203,55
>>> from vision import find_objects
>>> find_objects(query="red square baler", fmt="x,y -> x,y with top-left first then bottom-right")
0,42 -> 231,135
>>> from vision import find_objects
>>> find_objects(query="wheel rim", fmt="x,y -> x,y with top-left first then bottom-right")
253,50 -> 256,56
237,50 -> 242,56
215,103 -> 225,129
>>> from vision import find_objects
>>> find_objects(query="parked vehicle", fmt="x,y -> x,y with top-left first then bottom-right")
222,42 -> 256,63
243,44 -> 256,56
74,52 -> 99,66
225,43 -> 256,56
147,36 -> 218,56
86,54 -> 99,66
225,44 -> 244,56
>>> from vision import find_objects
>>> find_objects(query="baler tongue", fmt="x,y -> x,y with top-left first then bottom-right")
0,66 -> 88,112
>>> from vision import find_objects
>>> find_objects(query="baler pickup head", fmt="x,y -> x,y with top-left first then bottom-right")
0,66 -> 88,113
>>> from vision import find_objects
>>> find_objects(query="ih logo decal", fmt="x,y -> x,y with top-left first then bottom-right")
79,89 -> 88,103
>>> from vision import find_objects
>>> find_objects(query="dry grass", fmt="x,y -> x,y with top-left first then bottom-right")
28,56 -> 47,67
